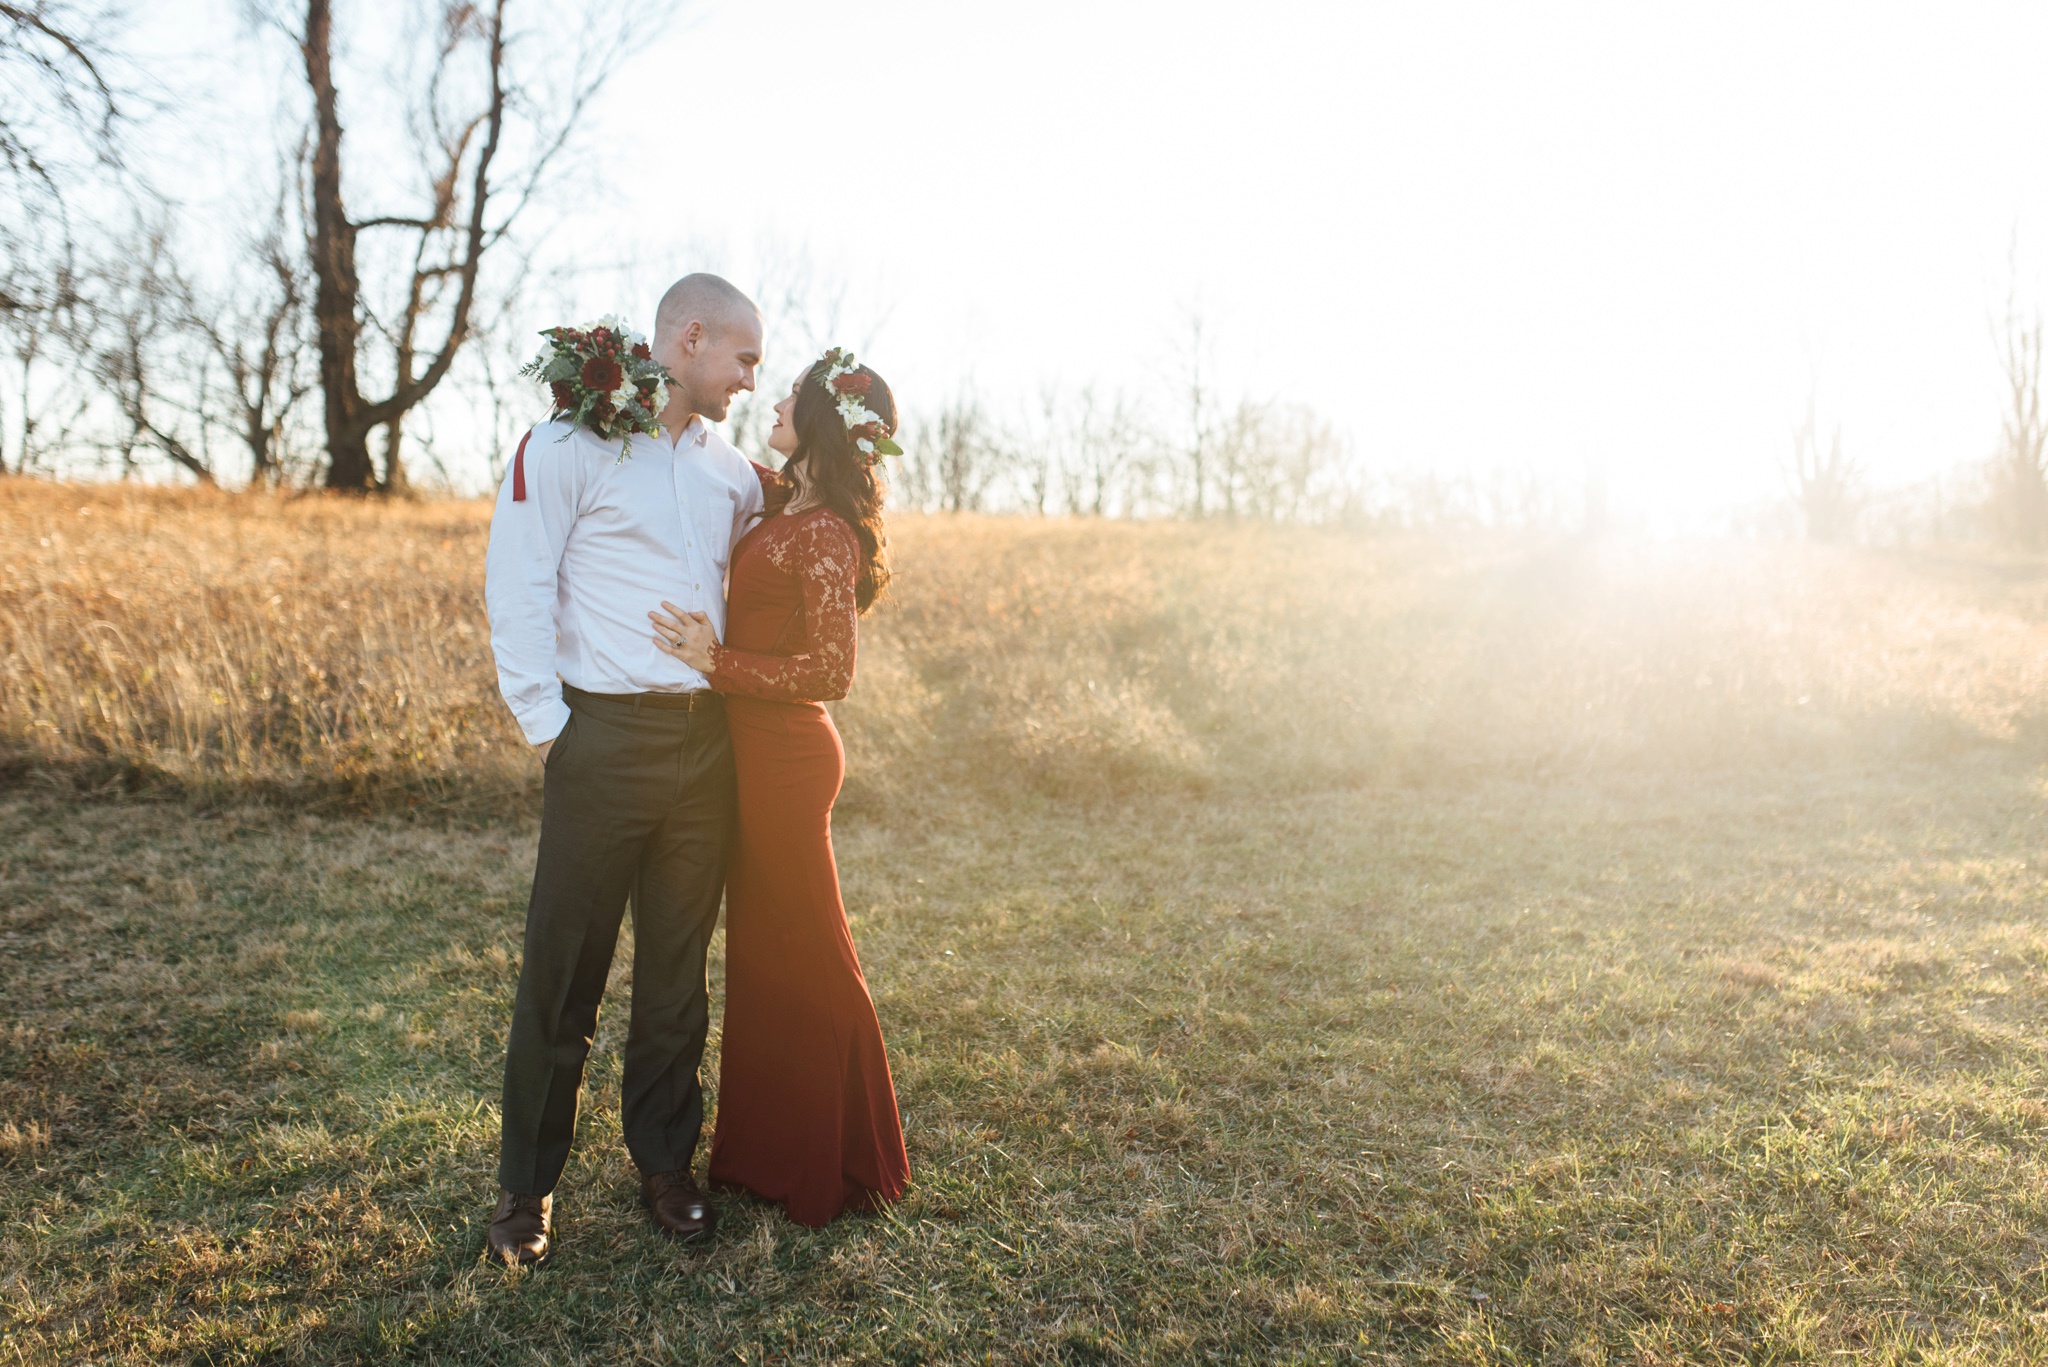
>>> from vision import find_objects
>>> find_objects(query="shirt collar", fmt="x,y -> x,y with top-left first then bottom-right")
660,417 -> 710,450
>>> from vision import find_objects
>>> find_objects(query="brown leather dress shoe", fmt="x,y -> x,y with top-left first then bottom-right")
486,1189 -> 552,1266
641,1170 -> 717,1242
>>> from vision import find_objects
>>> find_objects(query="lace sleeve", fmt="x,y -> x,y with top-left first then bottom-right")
708,514 -> 860,702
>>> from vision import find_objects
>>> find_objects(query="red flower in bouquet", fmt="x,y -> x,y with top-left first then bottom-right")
581,355 -> 624,393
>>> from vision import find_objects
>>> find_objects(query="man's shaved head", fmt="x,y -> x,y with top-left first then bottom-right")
651,272 -> 764,425
655,272 -> 759,341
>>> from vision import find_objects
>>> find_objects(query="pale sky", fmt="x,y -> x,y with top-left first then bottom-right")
146,2 -> 2048,518
570,0 -> 2048,523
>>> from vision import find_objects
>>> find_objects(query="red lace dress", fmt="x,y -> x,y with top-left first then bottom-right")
703,505 -> 909,1225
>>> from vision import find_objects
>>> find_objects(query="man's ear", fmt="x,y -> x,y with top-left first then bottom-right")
679,319 -> 705,356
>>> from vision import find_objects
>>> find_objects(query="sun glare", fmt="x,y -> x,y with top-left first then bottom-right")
552,0 -> 2048,528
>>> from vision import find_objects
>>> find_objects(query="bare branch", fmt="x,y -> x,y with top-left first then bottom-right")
352,215 -> 440,231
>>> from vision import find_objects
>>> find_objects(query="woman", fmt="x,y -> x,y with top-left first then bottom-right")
648,349 -> 909,1227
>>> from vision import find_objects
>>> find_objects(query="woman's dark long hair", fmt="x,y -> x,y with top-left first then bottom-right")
787,357 -> 894,613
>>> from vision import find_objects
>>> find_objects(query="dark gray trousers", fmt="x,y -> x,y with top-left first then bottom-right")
497,689 -> 735,1196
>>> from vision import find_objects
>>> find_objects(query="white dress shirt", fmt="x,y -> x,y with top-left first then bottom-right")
485,416 -> 765,744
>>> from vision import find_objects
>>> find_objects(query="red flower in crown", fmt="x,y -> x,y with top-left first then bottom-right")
831,371 -> 872,396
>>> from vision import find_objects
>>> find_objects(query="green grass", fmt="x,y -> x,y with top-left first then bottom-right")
8,753 -> 2048,1363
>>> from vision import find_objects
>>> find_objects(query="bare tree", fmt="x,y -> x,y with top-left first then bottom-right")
1265,403 -> 1345,521
291,0 -> 635,492
1057,386 -> 1111,516
86,222 -> 216,484
1989,292 -> 2048,548
916,392 -> 1000,513
0,255 -> 87,476
1044,386 -> 1142,519
1212,398 -> 1267,519
1787,393 -> 1858,543
1204,400 -> 1353,523
0,2 -> 121,213
198,205 -> 316,486
1015,384 -> 1061,515
300,0 -> 493,491
15,158 -> 315,488
1176,311 -> 1213,517
0,1 -> 124,475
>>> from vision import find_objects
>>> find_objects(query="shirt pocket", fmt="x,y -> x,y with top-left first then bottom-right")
692,485 -> 741,566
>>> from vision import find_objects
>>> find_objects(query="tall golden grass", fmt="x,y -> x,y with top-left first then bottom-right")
4,476 -> 2047,805
0,482 -> 518,803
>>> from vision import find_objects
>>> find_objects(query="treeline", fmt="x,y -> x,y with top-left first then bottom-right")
1758,294 -> 2048,549
2,0 -> 1379,524
1,0 -> 646,493
9,6 -> 2048,543
877,387 -> 1598,529
889,388 -> 1348,521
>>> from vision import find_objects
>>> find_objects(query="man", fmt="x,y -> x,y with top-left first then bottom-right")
481,273 -> 767,1266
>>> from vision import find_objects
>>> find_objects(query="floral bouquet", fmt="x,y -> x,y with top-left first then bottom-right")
519,315 -> 671,454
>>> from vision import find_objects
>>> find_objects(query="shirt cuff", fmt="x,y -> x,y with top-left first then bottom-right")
514,695 -> 572,746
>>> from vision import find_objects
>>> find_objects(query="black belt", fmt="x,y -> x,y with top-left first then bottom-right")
563,683 -> 722,713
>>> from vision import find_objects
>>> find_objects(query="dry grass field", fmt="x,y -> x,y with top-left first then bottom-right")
7,479 -> 2048,1363
9,479 -> 2048,807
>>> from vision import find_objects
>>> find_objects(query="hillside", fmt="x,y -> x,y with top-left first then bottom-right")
5,479 -> 2046,805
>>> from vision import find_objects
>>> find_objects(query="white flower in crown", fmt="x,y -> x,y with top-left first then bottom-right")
815,347 -> 903,463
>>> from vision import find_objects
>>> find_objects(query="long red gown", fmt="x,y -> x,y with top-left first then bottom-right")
704,505 -> 910,1226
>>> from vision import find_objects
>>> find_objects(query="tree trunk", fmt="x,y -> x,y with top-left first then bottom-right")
303,0 -> 371,491
246,411 -> 274,486
326,426 -> 374,490
381,419 -> 408,493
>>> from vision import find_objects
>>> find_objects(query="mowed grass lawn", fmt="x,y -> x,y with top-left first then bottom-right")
9,754 -> 2048,1364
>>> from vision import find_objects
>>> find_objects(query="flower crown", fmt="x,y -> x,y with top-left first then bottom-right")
816,348 -> 902,465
